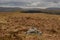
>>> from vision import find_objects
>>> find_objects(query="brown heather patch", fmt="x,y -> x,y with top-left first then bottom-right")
0,12 -> 60,40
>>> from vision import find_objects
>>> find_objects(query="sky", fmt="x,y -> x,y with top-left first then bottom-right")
0,0 -> 60,9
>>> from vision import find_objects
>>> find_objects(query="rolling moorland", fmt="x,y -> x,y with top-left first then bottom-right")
0,12 -> 60,40
0,7 -> 60,15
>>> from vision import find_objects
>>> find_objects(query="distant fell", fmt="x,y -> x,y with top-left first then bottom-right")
46,7 -> 60,10
0,7 -> 22,12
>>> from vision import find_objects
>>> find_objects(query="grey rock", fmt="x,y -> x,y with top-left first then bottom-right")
26,27 -> 42,35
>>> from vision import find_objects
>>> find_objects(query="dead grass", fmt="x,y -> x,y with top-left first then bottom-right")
0,12 -> 60,40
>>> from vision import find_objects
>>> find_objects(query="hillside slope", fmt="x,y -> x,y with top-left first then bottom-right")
0,12 -> 60,40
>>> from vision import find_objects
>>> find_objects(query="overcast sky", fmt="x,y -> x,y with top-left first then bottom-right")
0,0 -> 60,8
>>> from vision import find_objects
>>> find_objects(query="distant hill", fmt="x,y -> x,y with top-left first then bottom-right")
0,7 -> 22,12
0,7 -> 43,12
21,8 -> 44,13
0,7 -> 60,15
46,7 -> 60,10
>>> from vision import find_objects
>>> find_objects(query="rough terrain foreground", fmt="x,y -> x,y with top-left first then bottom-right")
0,12 -> 60,40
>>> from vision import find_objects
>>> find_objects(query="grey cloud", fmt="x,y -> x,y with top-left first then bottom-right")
0,0 -> 60,3
0,0 -> 60,8
43,0 -> 60,2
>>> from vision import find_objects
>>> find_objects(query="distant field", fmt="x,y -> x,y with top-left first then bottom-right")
0,12 -> 60,40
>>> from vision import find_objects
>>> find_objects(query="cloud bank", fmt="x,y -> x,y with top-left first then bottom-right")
0,0 -> 60,9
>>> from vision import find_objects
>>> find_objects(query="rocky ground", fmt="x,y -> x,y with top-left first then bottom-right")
0,12 -> 60,40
